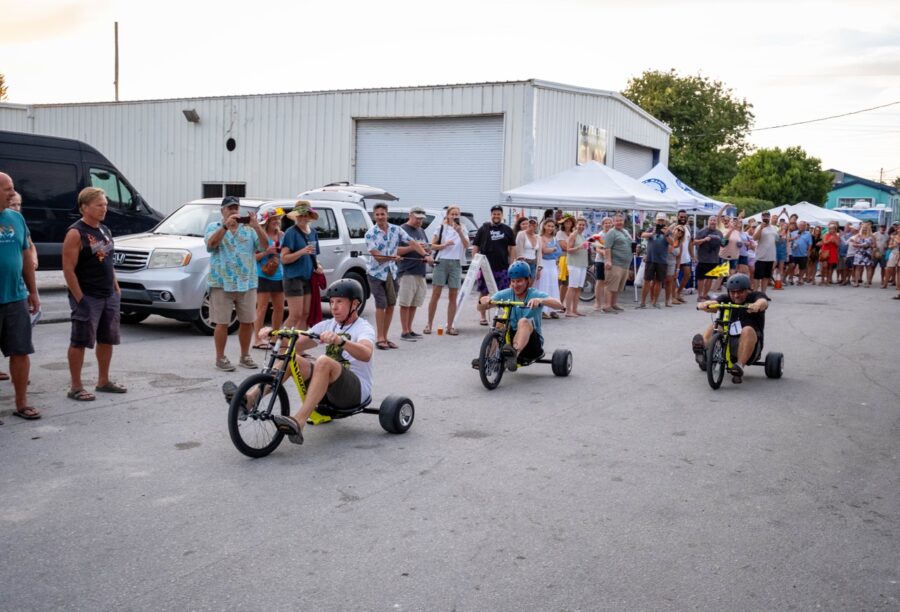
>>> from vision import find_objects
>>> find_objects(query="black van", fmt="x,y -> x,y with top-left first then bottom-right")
0,130 -> 163,269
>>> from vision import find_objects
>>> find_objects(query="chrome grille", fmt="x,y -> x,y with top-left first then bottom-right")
113,249 -> 150,271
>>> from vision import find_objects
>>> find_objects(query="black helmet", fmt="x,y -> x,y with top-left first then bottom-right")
725,273 -> 751,291
324,278 -> 364,304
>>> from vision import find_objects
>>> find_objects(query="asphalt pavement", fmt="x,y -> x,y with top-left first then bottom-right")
1,279 -> 898,611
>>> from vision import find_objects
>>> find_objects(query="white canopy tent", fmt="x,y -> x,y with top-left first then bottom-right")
501,161 -> 678,212
748,202 -> 860,227
638,164 -> 727,216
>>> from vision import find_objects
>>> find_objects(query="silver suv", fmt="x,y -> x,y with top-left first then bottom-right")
113,197 -> 373,334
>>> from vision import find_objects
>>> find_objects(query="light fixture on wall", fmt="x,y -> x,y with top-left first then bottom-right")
182,109 -> 200,123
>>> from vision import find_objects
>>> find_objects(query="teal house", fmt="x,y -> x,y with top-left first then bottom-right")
826,170 -> 899,221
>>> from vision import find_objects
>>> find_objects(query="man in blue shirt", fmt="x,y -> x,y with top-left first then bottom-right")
0,172 -> 41,421
789,221 -> 813,286
476,261 -> 563,371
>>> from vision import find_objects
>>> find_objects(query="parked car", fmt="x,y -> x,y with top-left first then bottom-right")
0,130 -> 163,269
113,197 -> 373,334
370,207 -> 478,273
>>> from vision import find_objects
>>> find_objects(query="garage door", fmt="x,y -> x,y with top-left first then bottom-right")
614,139 -> 656,179
356,117 -> 503,222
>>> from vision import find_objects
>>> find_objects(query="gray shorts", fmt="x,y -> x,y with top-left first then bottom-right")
283,276 -> 312,297
309,360 -> 363,408
432,258 -> 462,289
0,299 -> 35,357
69,293 -> 122,349
368,273 -> 398,309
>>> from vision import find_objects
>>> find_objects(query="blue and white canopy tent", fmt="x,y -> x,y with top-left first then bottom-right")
639,164 -> 727,216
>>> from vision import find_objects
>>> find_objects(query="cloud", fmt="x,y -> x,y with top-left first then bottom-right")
2,1 -> 111,44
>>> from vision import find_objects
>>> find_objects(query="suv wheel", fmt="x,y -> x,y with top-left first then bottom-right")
194,290 -> 239,335
343,271 -> 369,315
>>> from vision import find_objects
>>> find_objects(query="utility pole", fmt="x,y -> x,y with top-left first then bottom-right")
114,22 -> 119,102
879,167 -> 884,183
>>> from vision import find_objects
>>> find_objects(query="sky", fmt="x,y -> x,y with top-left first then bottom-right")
2,0 -> 899,186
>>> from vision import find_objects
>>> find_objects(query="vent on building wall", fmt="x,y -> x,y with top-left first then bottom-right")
202,183 -> 247,198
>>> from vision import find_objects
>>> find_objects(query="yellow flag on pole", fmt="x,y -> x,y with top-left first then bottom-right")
705,262 -> 730,277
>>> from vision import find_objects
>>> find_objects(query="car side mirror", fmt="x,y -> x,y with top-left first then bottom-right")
130,196 -> 143,211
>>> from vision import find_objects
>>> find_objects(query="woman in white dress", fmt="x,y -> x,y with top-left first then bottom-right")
536,218 -> 562,319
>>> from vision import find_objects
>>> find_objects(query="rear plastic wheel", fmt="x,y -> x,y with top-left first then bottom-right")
551,349 -> 572,377
378,395 -> 415,433
764,352 -> 784,379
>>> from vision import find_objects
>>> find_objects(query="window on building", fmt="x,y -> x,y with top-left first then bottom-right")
202,183 -> 246,199
838,197 -> 873,208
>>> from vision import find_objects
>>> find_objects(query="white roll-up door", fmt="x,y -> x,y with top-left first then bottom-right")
614,139 -> 656,179
356,117 -> 503,222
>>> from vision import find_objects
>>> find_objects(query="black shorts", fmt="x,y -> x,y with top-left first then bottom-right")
69,293 -> 121,349
644,261 -> 667,282
257,276 -> 283,293
793,256 -> 808,270
283,276 -> 312,297
0,299 -> 34,357
518,328 -> 544,363
309,360 -> 363,408
696,262 -> 718,278
754,260 -> 774,280
593,262 -> 605,281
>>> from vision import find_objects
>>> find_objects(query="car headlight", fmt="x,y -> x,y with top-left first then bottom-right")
148,249 -> 192,268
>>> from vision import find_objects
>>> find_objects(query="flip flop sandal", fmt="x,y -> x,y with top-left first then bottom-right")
253,343 -> 272,350
95,382 -> 127,393
67,388 -> 95,401
422,325 -> 432,334
479,320 -> 489,326
386,341 -> 399,349
273,414 -> 304,445
13,406 -> 41,420
446,327 -> 459,336
376,341 -> 391,350
0,372 -> 9,381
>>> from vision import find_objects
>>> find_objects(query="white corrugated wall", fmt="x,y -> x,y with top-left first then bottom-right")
0,81 -> 669,216
0,104 -> 31,133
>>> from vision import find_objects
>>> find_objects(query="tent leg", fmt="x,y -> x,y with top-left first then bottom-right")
632,209 -> 639,302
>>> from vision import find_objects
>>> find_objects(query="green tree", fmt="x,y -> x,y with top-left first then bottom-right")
721,146 -> 833,205
714,195 -> 774,217
0,73 -> 7,101
622,69 -> 754,195
891,176 -> 900,190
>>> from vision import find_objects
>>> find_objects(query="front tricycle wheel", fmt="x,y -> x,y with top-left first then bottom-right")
478,332 -> 505,390
228,373 -> 290,458
706,332 -> 726,390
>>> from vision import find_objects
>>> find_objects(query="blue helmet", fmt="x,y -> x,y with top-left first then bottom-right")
508,260 -> 532,279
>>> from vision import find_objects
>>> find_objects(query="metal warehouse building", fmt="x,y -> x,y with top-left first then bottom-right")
0,79 -> 670,220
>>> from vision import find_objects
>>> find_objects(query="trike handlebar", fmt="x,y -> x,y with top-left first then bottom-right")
489,300 -> 525,307
269,328 -> 320,340
702,302 -> 748,311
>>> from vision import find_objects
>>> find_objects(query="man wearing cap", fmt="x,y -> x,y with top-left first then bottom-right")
752,211 -> 779,293
365,202 -> 427,350
205,196 -> 267,371
637,212 -> 670,309
675,209 -> 694,302
397,207 -> 433,341
472,205 -> 516,325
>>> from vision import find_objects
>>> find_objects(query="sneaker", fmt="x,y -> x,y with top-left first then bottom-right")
409,331 -> 424,339
730,363 -> 744,384
691,334 -> 706,366
239,354 -> 258,369
611,305 -> 624,312
216,357 -> 236,372
635,304 -> 647,309
652,303 -> 661,309
400,332 -> 418,342
500,344 -> 518,371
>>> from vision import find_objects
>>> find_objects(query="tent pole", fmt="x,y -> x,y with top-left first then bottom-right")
632,208 -> 639,302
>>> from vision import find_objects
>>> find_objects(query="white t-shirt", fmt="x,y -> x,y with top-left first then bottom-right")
430,223 -> 466,262
755,225 -> 778,262
308,316 -> 376,400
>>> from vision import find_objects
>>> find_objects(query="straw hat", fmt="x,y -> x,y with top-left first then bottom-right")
286,200 -> 319,221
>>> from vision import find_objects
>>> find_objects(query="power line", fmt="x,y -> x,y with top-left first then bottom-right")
752,100 -> 900,132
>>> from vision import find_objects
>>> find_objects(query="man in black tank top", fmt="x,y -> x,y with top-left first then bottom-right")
61,187 -> 126,401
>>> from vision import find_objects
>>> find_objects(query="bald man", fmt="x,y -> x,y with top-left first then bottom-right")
0,172 -> 41,421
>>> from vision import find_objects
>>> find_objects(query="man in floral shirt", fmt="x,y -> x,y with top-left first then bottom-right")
364,203 -> 427,350
205,196 -> 268,371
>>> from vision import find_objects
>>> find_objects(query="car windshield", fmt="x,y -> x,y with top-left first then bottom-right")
154,204 -> 254,237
